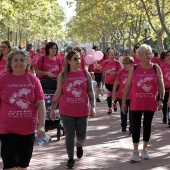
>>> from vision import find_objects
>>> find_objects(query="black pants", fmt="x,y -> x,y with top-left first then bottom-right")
0,133 -> 35,169
117,99 -> 132,132
162,92 -> 169,120
94,73 -> 102,87
105,83 -> 116,108
131,110 -> 154,143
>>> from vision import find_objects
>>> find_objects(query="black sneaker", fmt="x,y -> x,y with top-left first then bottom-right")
77,147 -> 83,158
96,97 -> 101,102
168,121 -> 170,127
113,103 -> 117,112
66,158 -> 75,169
163,117 -> 167,124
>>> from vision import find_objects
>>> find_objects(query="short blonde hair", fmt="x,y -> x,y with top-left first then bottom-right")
137,44 -> 152,55
122,56 -> 134,64
72,46 -> 82,53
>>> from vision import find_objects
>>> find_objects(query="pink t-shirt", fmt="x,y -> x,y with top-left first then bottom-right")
41,47 -> 45,55
32,54 -> 42,68
133,54 -> 141,64
88,64 -> 95,72
0,72 -> 44,135
80,54 -> 86,70
0,59 -> 7,77
94,60 -> 103,73
130,64 -> 158,111
59,70 -> 89,117
35,55 -> 62,79
160,62 -> 170,92
116,69 -> 131,100
151,57 -> 161,65
100,60 -> 122,84
29,50 -> 36,60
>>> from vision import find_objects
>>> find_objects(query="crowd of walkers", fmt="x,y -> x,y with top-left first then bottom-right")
0,40 -> 170,169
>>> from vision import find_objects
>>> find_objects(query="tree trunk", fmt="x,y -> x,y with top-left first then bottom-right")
157,35 -> 164,52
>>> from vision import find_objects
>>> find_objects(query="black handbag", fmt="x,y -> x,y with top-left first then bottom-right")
40,77 -> 57,90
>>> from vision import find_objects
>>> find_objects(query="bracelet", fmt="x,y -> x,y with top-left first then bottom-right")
38,126 -> 45,131
159,99 -> 163,102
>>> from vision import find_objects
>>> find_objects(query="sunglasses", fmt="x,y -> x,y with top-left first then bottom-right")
0,46 -> 8,49
122,62 -> 132,65
135,46 -> 140,49
73,57 -> 81,61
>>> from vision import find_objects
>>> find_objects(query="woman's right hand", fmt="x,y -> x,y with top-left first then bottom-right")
112,93 -> 116,102
121,101 -> 127,114
50,110 -> 56,121
168,100 -> 170,108
47,72 -> 55,77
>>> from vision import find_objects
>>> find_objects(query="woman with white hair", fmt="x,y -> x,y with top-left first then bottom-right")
122,44 -> 164,162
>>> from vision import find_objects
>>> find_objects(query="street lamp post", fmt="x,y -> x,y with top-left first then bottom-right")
7,27 -> 12,41
143,21 -> 148,44
116,30 -> 121,53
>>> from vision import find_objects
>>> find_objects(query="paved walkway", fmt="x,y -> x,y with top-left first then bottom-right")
0,93 -> 170,170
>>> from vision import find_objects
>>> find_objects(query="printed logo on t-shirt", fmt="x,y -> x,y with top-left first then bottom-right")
165,72 -> 170,81
123,78 -> 127,84
9,88 -> 31,109
0,67 -> 7,76
67,80 -> 83,97
137,77 -> 153,92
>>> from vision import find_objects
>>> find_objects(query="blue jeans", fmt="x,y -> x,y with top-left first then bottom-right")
117,99 -> 132,132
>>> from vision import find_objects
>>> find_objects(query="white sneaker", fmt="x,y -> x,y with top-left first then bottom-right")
141,150 -> 149,159
130,150 -> 141,162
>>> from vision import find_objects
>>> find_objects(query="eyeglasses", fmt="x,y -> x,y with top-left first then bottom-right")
143,53 -> 152,56
0,46 -> 8,49
73,57 -> 81,61
122,63 -> 132,65
135,46 -> 140,49
50,48 -> 57,50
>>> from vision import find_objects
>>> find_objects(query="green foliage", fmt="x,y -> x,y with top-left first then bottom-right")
0,0 -> 66,44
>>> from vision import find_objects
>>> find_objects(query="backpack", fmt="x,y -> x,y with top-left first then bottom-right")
134,64 -> 157,73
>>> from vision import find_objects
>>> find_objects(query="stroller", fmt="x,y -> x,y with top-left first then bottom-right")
40,77 -> 64,141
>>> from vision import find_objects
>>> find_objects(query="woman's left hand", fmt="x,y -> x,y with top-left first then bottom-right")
157,100 -> 163,111
36,126 -> 45,140
90,107 -> 96,118
110,72 -> 116,76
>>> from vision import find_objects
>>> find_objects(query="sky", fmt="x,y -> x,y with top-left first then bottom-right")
58,0 -> 76,21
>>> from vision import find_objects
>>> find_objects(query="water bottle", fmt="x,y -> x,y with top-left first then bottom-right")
36,138 -> 45,147
42,134 -> 51,142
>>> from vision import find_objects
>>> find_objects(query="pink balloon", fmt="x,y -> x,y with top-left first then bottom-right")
86,49 -> 95,57
84,55 -> 95,65
94,51 -> 103,61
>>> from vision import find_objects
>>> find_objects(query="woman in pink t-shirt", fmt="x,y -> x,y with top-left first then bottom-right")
35,42 -> 62,90
160,50 -> 170,125
50,51 -> 95,169
0,40 -> 11,77
151,51 -> 161,65
112,56 -> 134,134
26,43 -> 36,60
132,42 -> 141,64
31,49 -> 42,69
0,50 -> 46,169
122,44 -> 164,162
96,50 -> 122,114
